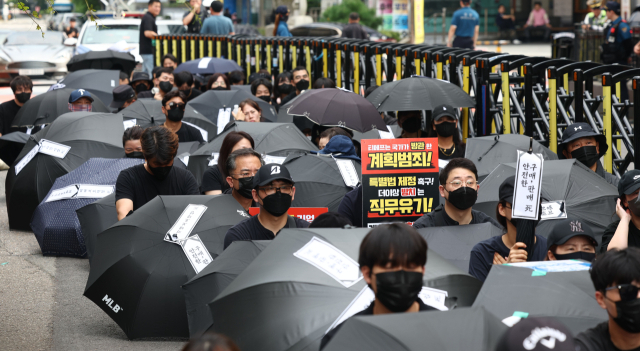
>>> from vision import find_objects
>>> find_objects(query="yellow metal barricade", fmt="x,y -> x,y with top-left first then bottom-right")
501,62 -> 510,134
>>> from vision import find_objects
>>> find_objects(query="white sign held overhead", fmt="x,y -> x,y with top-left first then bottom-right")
540,200 -> 567,221
217,108 -> 231,135
15,144 -> 41,175
45,185 -> 79,202
512,151 -> 543,220
76,185 -> 115,199
182,121 -> 209,141
207,152 -> 220,167
180,155 -> 190,166
123,119 -> 137,130
165,204 -> 208,244
39,139 -> 71,159
335,159 -> 360,187
294,236 -> 362,287
263,155 -> 287,165
418,287 -> 449,311
181,234 -> 214,274
378,126 -> 395,139
198,57 -> 212,69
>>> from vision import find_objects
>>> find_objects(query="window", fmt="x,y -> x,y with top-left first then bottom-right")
81,25 -> 140,45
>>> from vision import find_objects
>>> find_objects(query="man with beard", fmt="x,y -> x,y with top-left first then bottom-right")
223,148 -> 263,212
161,90 -> 204,143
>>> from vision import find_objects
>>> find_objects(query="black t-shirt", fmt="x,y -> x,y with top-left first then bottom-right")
280,91 -> 298,106
65,27 -> 79,38
115,164 -> 200,211
338,186 -> 362,227
576,321 -> 640,351
223,214 -> 309,249
341,23 -> 369,40
176,122 -> 205,143
201,165 -> 231,193
183,9 -> 209,33
137,90 -> 155,99
182,88 -> 202,102
438,143 -> 466,160
412,204 -> 503,229
139,12 -> 157,55
0,100 -> 20,135
601,220 -> 640,254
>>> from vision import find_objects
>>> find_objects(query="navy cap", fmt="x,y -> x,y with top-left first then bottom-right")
496,317 -> 576,351
546,217 -> 598,251
130,72 -> 153,84
499,175 -> 516,203
618,169 -> 640,198
557,122 -> 607,159
604,1 -> 620,12
275,5 -> 288,14
110,85 -> 136,109
68,89 -> 94,103
432,104 -> 458,122
253,163 -> 294,189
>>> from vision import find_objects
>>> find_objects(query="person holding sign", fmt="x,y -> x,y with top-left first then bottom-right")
223,148 -> 263,212
319,223 -> 435,350
202,131 -> 255,195
427,104 -> 466,160
557,122 -> 618,187
602,170 -> 640,252
545,218 -> 598,262
223,163 -> 309,249
413,158 -> 501,229
468,175 -> 547,282
161,90 -> 205,144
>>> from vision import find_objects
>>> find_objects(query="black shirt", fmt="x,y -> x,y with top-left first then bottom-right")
280,91 -> 298,106
201,165 -> 231,193
65,27 -> 79,38
183,9 -> 209,33
341,23 -> 369,40
176,122 -> 205,143
115,164 -> 200,211
601,220 -> 640,254
438,143 -> 466,160
182,88 -> 202,102
0,100 -> 20,135
338,186 -> 362,227
576,321 -> 640,351
137,90 -> 155,99
139,12 -> 157,55
223,214 -> 310,249
412,204 -> 503,229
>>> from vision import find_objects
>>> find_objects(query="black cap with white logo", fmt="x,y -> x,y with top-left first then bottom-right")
252,163 -> 294,189
496,317 -> 576,351
618,169 -> 640,199
546,217 -> 598,251
432,104 -> 458,122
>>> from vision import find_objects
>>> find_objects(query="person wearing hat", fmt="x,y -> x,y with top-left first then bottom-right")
200,0 -> 234,35
273,6 -> 292,37
582,0 -> 607,31
130,72 -> 155,99
558,122 -> 618,187
447,0 -> 479,49
496,317 -> 577,351
601,1 -> 633,66
545,217 -> 597,262
428,104 -> 466,160
161,90 -> 204,143
468,175 -> 548,282
110,85 -> 137,112
601,170 -> 640,253
223,163 -> 309,249
68,89 -> 94,112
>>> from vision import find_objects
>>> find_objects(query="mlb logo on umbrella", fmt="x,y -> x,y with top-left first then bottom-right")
401,188 -> 416,197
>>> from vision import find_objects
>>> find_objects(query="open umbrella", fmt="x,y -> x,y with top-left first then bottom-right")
52,69 -> 121,107
187,90 -> 277,123
472,263 -> 607,335
0,131 -> 29,166
31,158 -> 144,257
174,57 -> 243,75
6,112 -> 125,231
277,95 -> 317,134
323,306 -> 507,351
287,89 -> 387,133
183,240 -> 270,337
66,50 -> 136,74
475,160 -> 618,244
77,193 -> 116,263
84,195 -> 248,339
187,122 -> 318,185
352,125 -> 401,141
366,76 -> 475,112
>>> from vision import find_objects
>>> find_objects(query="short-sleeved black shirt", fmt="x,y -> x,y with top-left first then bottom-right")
601,220 -> 640,253
575,321 -> 640,351
115,164 -> 200,211
201,165 -> 231,193
182,88 -> 203,102
183,9 -> 209,33
65,27 -> 79,38
223,214 -> 309,249
139,12 -> 157,55
176,122 -> 205,143
0,100 -> 20,135
438,143 -> 466,160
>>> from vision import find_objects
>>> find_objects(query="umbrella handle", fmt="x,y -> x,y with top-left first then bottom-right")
528,137 -> 533,154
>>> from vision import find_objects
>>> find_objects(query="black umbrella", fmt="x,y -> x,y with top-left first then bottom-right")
323,306 -> 507,351
183,240 -> 270,337
0,131 -> 29,166
352,125 -> 401,141
53,69 -> 121,107
277,96 -> 317,133
84,195 -> 248,339
287,89 -> 387,133
187,90 -> 278,123
66,50 -> 136,74
187,121 -> 318,185
422,249 -> 483,308
175,141 -> 205,169
77,193 -> 117,263
475,160 -> 618,244
472,263 -> 607,335
6,112 -> 125,231
12,88 -> 109,129
174,57 -> 242,75
366,76 -> 475,112
31,158 -> 144,257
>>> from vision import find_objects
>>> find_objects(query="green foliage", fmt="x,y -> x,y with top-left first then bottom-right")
307,0 -> 320,10
378,29 -> 400,41
320,0 -> 382,29
71,0 -> 101,15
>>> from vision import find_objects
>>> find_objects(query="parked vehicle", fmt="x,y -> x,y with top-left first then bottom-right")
289,22 -> 396,42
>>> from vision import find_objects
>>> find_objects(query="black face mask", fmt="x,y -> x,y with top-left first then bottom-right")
611,297 -> 640,333
16,92 -> 31,104
180,88 -> 192,97
552,251 -> 595,262
148,164 -> 172,181
279,83 -> 294,94
135,84 -> 149,93
117,106 -> 126,112
167,108 -> 184,122
126,151 -> 144,159
402,116 -> 422,133
375,270 -> 423,313
571,145 -> 599,168
211,86 -> 227,91
235,176 -> 254,199
260,191 -> 292,217
628,196 -> 640,217
435,121 -> 457,137
295,79 -> 309,91
446,186 -> 477,210
257,95 -> 271,103
282,15 -> 289,22
159,81 -> 173,93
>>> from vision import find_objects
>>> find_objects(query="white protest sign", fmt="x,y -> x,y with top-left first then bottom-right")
418,287 -> 449,311
294,236 -> 362,287
263,155 -> 286,165
45,185 -> 79,202
181,234 -> 214,274
207,152 -> 220,167
217,108 -> 231,135
540,200 -> 567,221
182,121 -> 208,141
39,139 -> 71,159
180,155 -> 190,166
439,159 -> 450,169
164,204 -> 208,244
76,185 -> 115,199
198,57 -> 212,69
26,126 -> 34,135
507,260 -> 591,272
335,159 -> 359,187
123,119 -> 137,130
15,144 -> 41,175
378,126 -> 395,139
512,151 -> 543,220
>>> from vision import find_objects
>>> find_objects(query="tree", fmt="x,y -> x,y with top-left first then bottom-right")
320,0 -> 382,29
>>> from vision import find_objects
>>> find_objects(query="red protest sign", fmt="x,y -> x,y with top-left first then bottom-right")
248,207 -> 329,223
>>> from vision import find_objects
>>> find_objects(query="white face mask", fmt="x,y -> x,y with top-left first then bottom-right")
306,135 -> 312,141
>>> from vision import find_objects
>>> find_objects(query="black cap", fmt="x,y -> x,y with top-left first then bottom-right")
499,175 -> 516,203
432,104 -> 458,122
618,169 -> 640,199
496,317 -> 575,351
604,1 -> 620,12
252,164 -> 294,189
130,72 -> 153,85
557,122 -> 608,159
546,217 -> 598,251
110,85 -> 136,109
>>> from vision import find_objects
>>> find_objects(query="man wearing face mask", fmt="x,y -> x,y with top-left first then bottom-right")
174,71 -> 202,102
602,170 -> 640,253
161,90 -> 205,143
413,158 -> 501,229
68,89 -> 94,112
115,126 -> 199,220
575,248 -> 640,351
110,85 -> 137,113
154,67 -> 175,101
223,163 -> 309,249
396,110 -> 425,138
222,149 -> 263,212
429,104 -> 466,160
130,72 -> 155,99
546,218 -> 598,262
280,66 -> 309,106
320,223 -> 434,350
0,76 -> 32,137
558,122 -> 618,187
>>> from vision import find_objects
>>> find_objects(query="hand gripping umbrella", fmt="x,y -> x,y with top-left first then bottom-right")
187,122 -> 318,185
174,57 -> 243,75
0,131 -> 29,166
475,160 -> 618,244
66,50 -> 136,74
323,306 -> 507,351
52,69 -> 121,107
183,240 -> 271,337
76,193 -> 116,263
6,112 -> 125,231
84,195 -> 249,339
365,76 -> 475,112
187,90 -> 278,123
31,158 -> 144,257
287,89 -> 387,133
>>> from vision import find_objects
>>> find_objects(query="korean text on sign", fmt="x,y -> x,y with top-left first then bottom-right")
512,151 -> 544,220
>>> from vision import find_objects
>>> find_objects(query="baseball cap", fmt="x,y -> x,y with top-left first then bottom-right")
110,85 -> 136,109
275,5 -> 289,14
557,122 -> 608,159
618,169 -> 640,198
432,104 -> 458,122
496,317 -> 575,351
546,217 -> 598,251
130,72 -> 153,85
68,89 -> 94,103
604,1 -> 620,12
587,0 -> 602,8
499,175 -> 516,203
253,163 -> 294,189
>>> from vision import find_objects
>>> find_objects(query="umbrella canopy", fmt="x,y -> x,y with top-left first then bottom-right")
472,263 -> 607,335
187,122 -> 318,185
323,306 -> 507,351
277,96 -> 317,134
465,135 -> 558,181
31,158 -> 144,257
283,154 -> 361,212
174,57 -> 243,75
475,160 -> 618,244
76,192 -> 116,263
53,69 -> 121,107
365,76 -> 475,112
183,240 -> 271,337
187,90 -> 278,123
6,112 -> 125,231
0,131 -> 29,166
422,249 -> 483,308
287,89 -> 387,133
84,195 -> 248,339
352,125 -> 401,141
66,51 -> 136,74
12,88 -> 109,129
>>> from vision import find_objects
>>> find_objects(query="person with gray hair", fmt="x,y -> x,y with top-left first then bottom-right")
224,148 -> 264,212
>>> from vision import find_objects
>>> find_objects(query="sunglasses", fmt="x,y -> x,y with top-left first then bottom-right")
605,284 -> 640,302
167,102 -> 185,111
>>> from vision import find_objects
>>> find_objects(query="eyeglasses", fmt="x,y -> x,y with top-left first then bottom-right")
211,81 -> 226,87
605,284 -> 640,302
259,185 -> 292,195
232,171 -> 257,178
167,102 -> 185,111
447,180 -> 477,189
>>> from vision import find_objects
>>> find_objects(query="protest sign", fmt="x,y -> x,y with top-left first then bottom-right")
248,207 -> 328,222
512,151 -> 543,219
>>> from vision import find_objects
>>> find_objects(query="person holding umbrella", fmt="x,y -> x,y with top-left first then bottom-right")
208,73 -> 230,91
575,248 -> 640,351
110,85 -> 137,112
602,170 -> 640,252
175,71 -> 203,102
154,67 -> 175,101
68,89 -> 94,112
223,163 -> 309,249
557,122 -> 618,186
251,78 -> 274,105
427,104 -> 466,160
202,131 -> 255,195
545,218 -> 598,262
234,99 -> 262,122
123,126 -> 144,159
223,148 -> 263,212
0,76 -> 32,136
273,6 -> 292,37
130,72 -> 155,99
115,126 -> 199,219
161,90 -> 204,143
275,71 -> 293,106
281,67 -> 309,106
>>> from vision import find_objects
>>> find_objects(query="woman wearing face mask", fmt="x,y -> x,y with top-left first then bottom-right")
202,131 -> 255,195
274,72 -> 293,106
272,6 -> 292,37
428,104 -> 466,160
208,73 -> 230,91
545,218 -> 597,262
396,110 -> 425,138
603,170 -> 640,252
239,99 -> 262,122
250,78 -> 274,106
123,126 -> 144,159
